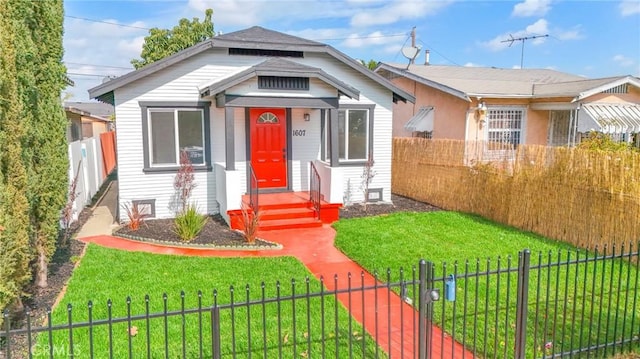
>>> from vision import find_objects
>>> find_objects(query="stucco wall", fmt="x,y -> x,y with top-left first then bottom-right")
390,77 -> 469,139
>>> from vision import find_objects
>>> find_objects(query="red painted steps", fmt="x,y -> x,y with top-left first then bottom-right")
228,192 -> 341,231
254,201 -> 322,231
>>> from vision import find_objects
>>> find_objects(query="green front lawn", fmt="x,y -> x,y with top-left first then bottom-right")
334,211 -> 575,273
334,211 -> 639,358
39,245 -> 382,358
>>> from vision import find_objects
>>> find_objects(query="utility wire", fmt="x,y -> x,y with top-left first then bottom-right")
65,61 -> 133,70
417,40 -> 460,66
313,33 -> 407,41
67,72 -> 113,78
65,15 -> 151,30
65,15 -> 408,42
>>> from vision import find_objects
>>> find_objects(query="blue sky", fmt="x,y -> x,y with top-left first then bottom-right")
63,0 -> 640,101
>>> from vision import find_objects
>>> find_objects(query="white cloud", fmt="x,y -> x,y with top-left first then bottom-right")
350,0 -> 452,27
512,0 -> 552,17
341,31 -> 402,48
382,44 -> 402,55
189,0 -> 261,27
555,25 -> 583,41
188,0 -> 359,29
464,62 -> 482,67
613,54 -> 635,67
619,0 -> 640,16
63,16 -> 147,100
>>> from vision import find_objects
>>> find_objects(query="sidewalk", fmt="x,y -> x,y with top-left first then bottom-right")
75,184 -> 469,358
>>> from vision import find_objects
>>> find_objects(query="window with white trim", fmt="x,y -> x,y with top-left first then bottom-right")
486,108 -> 525,147
338,109 -> 369,161
148,109 -> 205,166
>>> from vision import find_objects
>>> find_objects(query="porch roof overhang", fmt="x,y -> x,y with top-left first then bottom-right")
577,103 -> 640,133
218,94 -> 339,109
404,106 -> 434,132
199,58 -> 360,102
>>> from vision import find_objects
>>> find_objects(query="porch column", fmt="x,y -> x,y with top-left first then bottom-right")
225,107 -> 235,170
329,108 -> 339,167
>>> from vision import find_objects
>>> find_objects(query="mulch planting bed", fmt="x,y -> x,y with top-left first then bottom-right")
114,214 -> 278,248
114,194 -> 440,248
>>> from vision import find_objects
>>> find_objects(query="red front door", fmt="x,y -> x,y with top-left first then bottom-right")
250,108 -> 287,189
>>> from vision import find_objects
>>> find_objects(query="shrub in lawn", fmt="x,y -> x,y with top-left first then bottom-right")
122,201 -> 150,231
174,205 -> 207,241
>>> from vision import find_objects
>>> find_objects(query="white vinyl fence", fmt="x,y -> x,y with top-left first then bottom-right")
67,135 -> 107,223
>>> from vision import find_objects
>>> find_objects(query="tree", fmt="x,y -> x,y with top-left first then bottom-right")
22,0 -> 69,288
360,59 -> 379,71
131,9 -> 214,69
0,0 -> 33,319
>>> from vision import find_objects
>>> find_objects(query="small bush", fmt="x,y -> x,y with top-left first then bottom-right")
123,202 -> 150,231
240,203 -> 261,244
578,131 -> 636,152
174,205 -> 208,242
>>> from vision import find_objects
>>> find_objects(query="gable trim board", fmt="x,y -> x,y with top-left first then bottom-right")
200,58 -> 360,100
89,27 -> 414,105
572,76 -> 640,102
375,63 -> 470,102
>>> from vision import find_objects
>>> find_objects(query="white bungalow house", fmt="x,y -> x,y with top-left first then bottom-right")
89,26 -> 413,230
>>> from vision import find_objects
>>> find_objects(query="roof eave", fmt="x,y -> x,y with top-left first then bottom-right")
325,49 -> 415,103
89,40 -> 216,99
572,76 -> 640,102
376,63 -> 469,102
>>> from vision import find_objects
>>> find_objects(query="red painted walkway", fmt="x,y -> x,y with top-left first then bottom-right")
79,226 -> 470,358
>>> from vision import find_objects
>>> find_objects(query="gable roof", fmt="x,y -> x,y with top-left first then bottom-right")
89,26 -> 414,104
64,101 -> 114,118
214,26 -> 323,47
199,58 -> 360,99
376,63 -> 640,102
533,76 -> 640,101
376,63 -> 585,100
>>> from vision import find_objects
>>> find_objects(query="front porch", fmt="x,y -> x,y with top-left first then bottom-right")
228,191 -> 341,231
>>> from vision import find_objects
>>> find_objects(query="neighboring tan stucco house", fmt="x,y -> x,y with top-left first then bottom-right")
375,63 -> 640,148
64,102 -> 114,141
88,27 -> 413,230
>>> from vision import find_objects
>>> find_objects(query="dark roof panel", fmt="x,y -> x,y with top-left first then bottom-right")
215,26 -> 323,47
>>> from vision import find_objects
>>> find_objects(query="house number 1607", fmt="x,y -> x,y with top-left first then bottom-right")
292,130 -> 306,137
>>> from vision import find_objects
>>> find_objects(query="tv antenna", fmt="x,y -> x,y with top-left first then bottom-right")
401,26 -> 421,69
501,34 -> 548,68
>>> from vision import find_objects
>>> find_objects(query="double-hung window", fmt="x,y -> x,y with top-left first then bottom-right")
141,102 -> 210,171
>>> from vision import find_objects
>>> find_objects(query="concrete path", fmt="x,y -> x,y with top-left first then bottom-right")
75,180 -> 119,238
75,183 -> 469,358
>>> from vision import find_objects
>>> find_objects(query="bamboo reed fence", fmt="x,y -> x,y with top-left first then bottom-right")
392,138 -> 640,249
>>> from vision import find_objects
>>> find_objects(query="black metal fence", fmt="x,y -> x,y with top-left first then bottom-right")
2,245 -> 639,358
